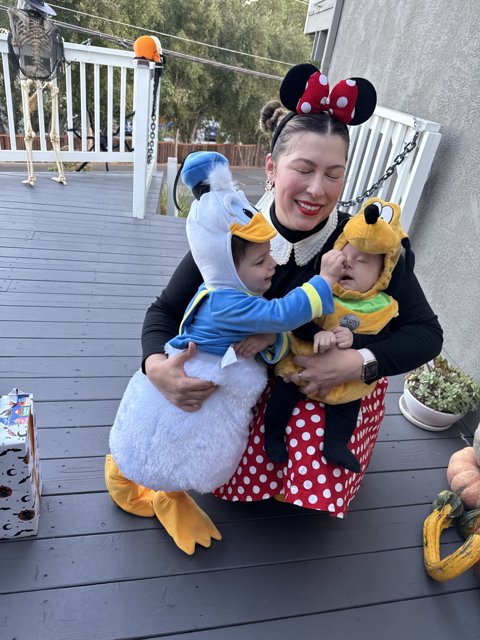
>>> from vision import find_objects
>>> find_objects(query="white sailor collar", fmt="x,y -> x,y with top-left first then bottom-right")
262,204 -> 339,266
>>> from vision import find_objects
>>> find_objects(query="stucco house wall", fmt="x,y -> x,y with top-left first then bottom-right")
327,0 -> 480,383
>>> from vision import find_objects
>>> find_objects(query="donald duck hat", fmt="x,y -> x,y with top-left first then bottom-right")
181,151 -> 276,293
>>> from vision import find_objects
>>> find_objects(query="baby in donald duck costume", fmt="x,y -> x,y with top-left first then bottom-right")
105,151 -> 344,547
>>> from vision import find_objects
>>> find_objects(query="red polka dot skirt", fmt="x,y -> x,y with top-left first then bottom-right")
213,377 -> 388,518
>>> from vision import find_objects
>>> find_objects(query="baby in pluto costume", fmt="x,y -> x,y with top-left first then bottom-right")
105,151 -> 340,553
267,197 -> 412,472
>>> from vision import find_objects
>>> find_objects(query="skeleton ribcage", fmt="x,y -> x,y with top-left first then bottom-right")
8,8 -> 64,81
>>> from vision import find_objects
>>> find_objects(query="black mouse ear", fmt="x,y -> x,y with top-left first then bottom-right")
279,63 -> 320,111
348,78 -> 377,126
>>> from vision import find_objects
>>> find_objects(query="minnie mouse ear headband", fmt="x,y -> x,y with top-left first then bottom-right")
270,63 -> 377,151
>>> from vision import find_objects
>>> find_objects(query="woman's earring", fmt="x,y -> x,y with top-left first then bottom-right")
265,178 -> 275,192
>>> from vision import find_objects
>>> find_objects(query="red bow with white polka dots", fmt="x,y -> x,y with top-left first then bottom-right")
296,71 -> 359,125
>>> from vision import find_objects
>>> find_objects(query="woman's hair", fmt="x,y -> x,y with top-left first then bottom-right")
259,99 -> 350,161
231,235 -> 251,268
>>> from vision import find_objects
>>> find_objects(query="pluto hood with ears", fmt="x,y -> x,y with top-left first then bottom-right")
181,152 -> 276,292
333,197 -> 411,300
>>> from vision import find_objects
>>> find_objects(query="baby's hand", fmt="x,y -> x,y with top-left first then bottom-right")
333,325 -> 354,349
319,249 -> 345,287
234,333 -> 276,358
313,330 -> 336,354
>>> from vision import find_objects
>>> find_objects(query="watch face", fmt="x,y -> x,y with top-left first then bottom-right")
363,361 -> 378,383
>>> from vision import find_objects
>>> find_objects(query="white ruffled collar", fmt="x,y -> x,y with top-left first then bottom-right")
261,199 -> 339,266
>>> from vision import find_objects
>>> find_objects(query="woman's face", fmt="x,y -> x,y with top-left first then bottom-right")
266,132 -> 347,232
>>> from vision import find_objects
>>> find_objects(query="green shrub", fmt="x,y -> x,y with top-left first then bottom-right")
159,183 -> 192,217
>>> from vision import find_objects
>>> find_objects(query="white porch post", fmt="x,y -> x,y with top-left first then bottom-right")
132,59 -> 154,219
166,156 -> 178,216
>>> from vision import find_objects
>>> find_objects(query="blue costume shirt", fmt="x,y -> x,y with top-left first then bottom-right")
168,275 -> 334,364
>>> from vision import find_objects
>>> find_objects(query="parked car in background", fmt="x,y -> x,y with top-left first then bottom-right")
196,119 -> 220,143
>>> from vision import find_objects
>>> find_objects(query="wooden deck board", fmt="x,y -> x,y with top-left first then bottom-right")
0,291 -> 156,307
34,437 -> 468,498
34,426 -> 470,462
150,592 -> 480,640
2,548 -> 478,640
0,505 -> 466,595
0,170 -> 477,640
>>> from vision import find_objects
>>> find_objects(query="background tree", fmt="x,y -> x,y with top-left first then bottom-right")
0,0 -> 311,142
152,0 -> 311,142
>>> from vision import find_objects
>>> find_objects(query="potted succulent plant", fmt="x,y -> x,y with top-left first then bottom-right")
400,355 -> 480,430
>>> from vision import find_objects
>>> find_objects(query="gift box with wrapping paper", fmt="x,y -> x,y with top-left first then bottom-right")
0,389 -> 41,539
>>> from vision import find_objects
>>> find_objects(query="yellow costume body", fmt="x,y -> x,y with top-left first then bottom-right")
276,197 -> 408,404
276,292 -> 398,403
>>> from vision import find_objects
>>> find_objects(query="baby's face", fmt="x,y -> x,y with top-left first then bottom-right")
236,241 -> 277,295
339,243 -> 384,292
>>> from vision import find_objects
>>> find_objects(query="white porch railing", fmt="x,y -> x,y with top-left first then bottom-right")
1,30 -> 441,227
0,35 -> 160,218
341,106 -> 441,233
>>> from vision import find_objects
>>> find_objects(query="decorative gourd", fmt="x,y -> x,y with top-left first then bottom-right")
447,447 -> 480,509
473,422 -> 480,465
458,506 -> 480,538
423,490 -> 480,582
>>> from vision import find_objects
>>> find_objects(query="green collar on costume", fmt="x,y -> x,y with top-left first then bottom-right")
337,291 -> 392,314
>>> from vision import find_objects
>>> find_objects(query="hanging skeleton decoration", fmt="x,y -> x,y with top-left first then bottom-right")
7,0 -> 66,185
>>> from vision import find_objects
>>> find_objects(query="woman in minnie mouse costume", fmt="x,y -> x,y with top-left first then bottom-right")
135,63 -> 443,555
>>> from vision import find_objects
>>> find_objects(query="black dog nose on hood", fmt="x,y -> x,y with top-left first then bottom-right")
364,203 -> 380,225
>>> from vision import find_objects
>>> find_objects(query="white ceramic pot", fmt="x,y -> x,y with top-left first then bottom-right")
402,386 -> 465,429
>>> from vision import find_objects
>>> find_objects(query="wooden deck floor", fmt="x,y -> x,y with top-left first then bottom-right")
0,169 -> 479,639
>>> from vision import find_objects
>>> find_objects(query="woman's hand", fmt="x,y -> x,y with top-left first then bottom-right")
234,333 -> 276,358
284,347 -> 364,398
144,342 -> 216,412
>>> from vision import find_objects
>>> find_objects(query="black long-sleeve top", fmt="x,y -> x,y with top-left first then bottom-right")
141,211 -> 443,380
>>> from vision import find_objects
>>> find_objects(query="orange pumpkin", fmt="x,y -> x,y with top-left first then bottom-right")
447,447 -> 480,509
